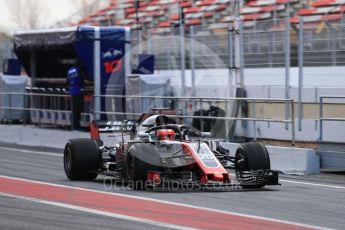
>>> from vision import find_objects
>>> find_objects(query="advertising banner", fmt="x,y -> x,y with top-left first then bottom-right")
75,27 -> 127,120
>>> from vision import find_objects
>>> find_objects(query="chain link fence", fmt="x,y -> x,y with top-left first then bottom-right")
242,19 -> 290,68
134,19 -> 291,71
302,17 -> 345,67
130,17 -> 345,71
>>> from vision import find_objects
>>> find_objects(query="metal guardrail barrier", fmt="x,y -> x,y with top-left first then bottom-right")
0,92 -> 72,126
93,94 -> 296,145
319,96 -> 345,142
0,92 -> 295,145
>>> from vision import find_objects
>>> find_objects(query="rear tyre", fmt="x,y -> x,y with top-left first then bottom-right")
64,138 -> 100,180
125,154 -> 148,190
235,142 -> 270,188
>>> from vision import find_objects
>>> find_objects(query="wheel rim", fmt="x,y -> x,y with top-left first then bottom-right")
235,150 -> 247,171
64,148 -> 72,172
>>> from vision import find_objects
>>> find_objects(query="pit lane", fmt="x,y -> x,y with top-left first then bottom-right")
0,144 -> 344,229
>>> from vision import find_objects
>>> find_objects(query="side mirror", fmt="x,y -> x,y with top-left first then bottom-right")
201,132 -> 212,138
137,133 -> 152,142
131,123 -> 138,134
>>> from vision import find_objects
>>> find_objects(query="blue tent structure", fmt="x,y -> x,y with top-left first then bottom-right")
14,26 -> 131,123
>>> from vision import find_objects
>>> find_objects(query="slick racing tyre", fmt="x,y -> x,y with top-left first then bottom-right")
125,153 -> 150,190
235,142 -> 270,188
64,138 -> 100,180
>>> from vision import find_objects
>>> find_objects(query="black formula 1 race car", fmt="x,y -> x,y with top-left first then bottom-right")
63,114 -> 279,190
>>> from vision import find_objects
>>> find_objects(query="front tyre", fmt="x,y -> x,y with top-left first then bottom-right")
125,154 -> 149,190
64,138 -> 100,180
235,142 -> 270,188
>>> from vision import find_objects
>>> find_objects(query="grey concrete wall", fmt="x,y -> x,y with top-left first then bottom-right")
0,125 -> 120,149
220,142 -> 320,175
0,124 -> 319,175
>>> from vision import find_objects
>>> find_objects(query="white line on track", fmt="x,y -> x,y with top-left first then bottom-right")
0,192 -> 195,230
226,173 -> 345,191
2,145 -> 345,192
1,145 -> 345,190
0,146 -> 62,157
0,175 -> 326,230
0,145 -> 341,228
280,179 -> 345,190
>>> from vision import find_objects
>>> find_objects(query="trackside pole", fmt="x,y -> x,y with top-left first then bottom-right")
190,26 -> 196,98
226,22 -> 234,141
94,27 -> 101,120
190,26 -> 197,116
179,4 -> 187,120
223,0 -> 243,141
125,27 -> 131,120
233,0 -> 244,139
30,50 -> 36,126
179,8 -> 186,98
138,29 -> 142,54
234,21 -> 242,88
298,17 -> 304,131
239,20 -> 244,88
147,30 -> 152,53
285,18 -> 291,130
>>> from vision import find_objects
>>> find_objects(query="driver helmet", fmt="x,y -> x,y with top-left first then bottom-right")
157,129 -> 175,141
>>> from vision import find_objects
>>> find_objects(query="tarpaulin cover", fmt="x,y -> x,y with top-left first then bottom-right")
14,26 -> 128,120
0,74 -> 28,120
14,28 -> 81,81
14,28 -> 76,50
13,26 -> 127,82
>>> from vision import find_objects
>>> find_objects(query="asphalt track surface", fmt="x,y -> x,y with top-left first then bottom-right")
0,144 -> 344,229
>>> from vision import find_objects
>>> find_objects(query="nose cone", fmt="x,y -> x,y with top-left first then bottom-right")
212,172 -> 225,181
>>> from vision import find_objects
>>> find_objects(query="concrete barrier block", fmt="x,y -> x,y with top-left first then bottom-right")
220,142 -> 320,175
266,146 -> 320,175
0,125 -> 320,175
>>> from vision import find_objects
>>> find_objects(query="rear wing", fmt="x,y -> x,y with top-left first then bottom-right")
89,109 -> 179,142
99,120 -> 136,132
90,120 -> 137,142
